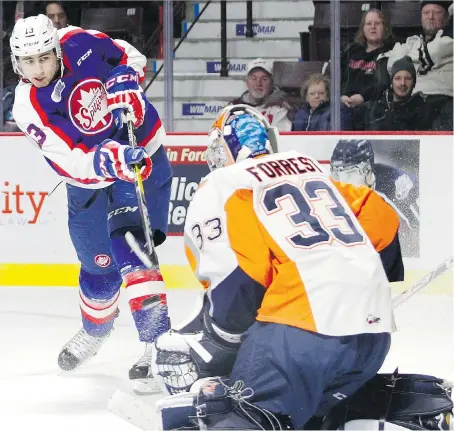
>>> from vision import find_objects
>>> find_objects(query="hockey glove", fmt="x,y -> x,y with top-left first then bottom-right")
105,65 -> 146,129
151,312 -> 242,395
93,139 -> 152,182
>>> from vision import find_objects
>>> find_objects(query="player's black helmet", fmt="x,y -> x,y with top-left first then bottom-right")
330,139 -> 374,170
330,140 -> 375,186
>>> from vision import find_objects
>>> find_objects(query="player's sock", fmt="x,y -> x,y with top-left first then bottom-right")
79,287 -> 120,337
111,233 -> 170,381
124,268 -> 170,381
124,268 -> 169,342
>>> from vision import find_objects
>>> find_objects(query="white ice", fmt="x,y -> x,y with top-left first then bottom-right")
0,287 -> 452,431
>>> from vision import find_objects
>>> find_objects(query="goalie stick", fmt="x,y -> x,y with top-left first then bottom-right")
392,255 -> 454,309
123,112 -> 158,269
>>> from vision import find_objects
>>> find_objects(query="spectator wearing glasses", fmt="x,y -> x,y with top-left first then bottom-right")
293,73 -> 351,131
228,58 -> 292,131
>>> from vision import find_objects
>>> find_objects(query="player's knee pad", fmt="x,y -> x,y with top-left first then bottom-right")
110,230 -> 169,342
156,377 -> 286,431
79,268 -> 122,337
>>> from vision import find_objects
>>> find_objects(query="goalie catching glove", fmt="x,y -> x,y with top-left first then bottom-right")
93,139 -> 152,182
151,310 -> 243,395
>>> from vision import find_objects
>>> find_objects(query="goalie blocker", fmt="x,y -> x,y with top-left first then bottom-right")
156,372 -> 453,430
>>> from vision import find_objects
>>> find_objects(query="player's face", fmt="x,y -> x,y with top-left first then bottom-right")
246,70 -> 272,101
331,166 -> 369,186
18,51 -> 59,88
392,70 -> 414,100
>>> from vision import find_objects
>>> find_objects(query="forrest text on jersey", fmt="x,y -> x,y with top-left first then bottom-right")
246,156 -> 322,182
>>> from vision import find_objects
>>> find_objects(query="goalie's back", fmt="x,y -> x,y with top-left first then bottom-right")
184,149 -> 403,337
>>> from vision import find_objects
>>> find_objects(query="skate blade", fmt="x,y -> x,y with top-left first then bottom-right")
132,377 -> 162,395
108,388 -> 163,430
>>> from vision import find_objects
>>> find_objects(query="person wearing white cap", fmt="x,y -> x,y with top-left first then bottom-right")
227,58 -> 292,131
378,1 -> 453,130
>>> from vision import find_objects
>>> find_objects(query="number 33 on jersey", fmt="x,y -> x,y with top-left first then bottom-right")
184,150 -> 403,337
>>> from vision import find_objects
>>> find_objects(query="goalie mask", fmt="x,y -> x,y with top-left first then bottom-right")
206,104 -> 279,171
330,139 -> 375,188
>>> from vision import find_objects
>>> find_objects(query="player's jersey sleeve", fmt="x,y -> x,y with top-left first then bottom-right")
333,180 -> 404,281
58,26 -> 147,82
184,176 -> 271,334
13,82 -> 109,188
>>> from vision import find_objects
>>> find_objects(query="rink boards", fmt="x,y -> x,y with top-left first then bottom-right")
0,132 -> 452,294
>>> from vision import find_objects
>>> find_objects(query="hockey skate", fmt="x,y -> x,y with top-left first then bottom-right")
129,343 -> 162,395
58,327 -> 112,371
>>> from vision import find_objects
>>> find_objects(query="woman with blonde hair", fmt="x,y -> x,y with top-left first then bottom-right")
293,73 -> 351,131
340,8 -> 395,108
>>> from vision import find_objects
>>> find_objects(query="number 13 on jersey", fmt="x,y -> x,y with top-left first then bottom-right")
260,178 -> 366,249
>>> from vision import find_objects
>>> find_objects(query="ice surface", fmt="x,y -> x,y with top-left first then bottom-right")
0,287 -> 452,431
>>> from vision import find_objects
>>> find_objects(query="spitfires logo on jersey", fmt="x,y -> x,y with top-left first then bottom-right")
68,79 -> 113,135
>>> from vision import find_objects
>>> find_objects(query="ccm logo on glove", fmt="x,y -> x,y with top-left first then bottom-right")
105,73 -> 138,90
105,65 -> 146,129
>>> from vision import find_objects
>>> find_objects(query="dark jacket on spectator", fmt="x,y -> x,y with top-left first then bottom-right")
352,89 -> 430,131
292,101 -> 352,131
341,41 -> 395,102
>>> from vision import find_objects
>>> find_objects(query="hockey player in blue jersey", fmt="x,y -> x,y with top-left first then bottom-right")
10,15 -> 172,383
330,139 -> 420,256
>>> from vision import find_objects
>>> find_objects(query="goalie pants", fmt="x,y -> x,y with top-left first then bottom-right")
66,144 -> 172,335
228,322 -> 391,429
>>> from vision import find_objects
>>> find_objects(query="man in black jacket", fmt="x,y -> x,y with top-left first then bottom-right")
353,56 -> 430,131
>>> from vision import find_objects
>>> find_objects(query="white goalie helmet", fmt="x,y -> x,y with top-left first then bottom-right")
10,14 -> 62,76
206,104 -> 280,171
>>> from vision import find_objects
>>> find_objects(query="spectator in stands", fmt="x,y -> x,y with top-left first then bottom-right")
340,8 -> 395,108
352,56 -> 430,131
1,17 -> 19,131
377,1 -> 453,131
292,73 -> 351,131
228,58 -> 292,131
45,1 -> 68,29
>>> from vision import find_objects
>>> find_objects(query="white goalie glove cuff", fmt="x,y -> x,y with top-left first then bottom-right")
151,322 -> 242,397
151,331 -> 209,395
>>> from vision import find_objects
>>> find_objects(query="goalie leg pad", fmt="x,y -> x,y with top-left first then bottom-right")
155,378 -> 286,431
194,378 -> 286,430
326,372 -> 453,430
156,390 -> 198,430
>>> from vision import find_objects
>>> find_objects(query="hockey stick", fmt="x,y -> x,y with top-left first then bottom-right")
392,256 -> 454,309
123,112 -> 158,269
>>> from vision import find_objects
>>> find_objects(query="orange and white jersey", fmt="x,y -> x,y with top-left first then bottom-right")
184,150 -> 401,337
